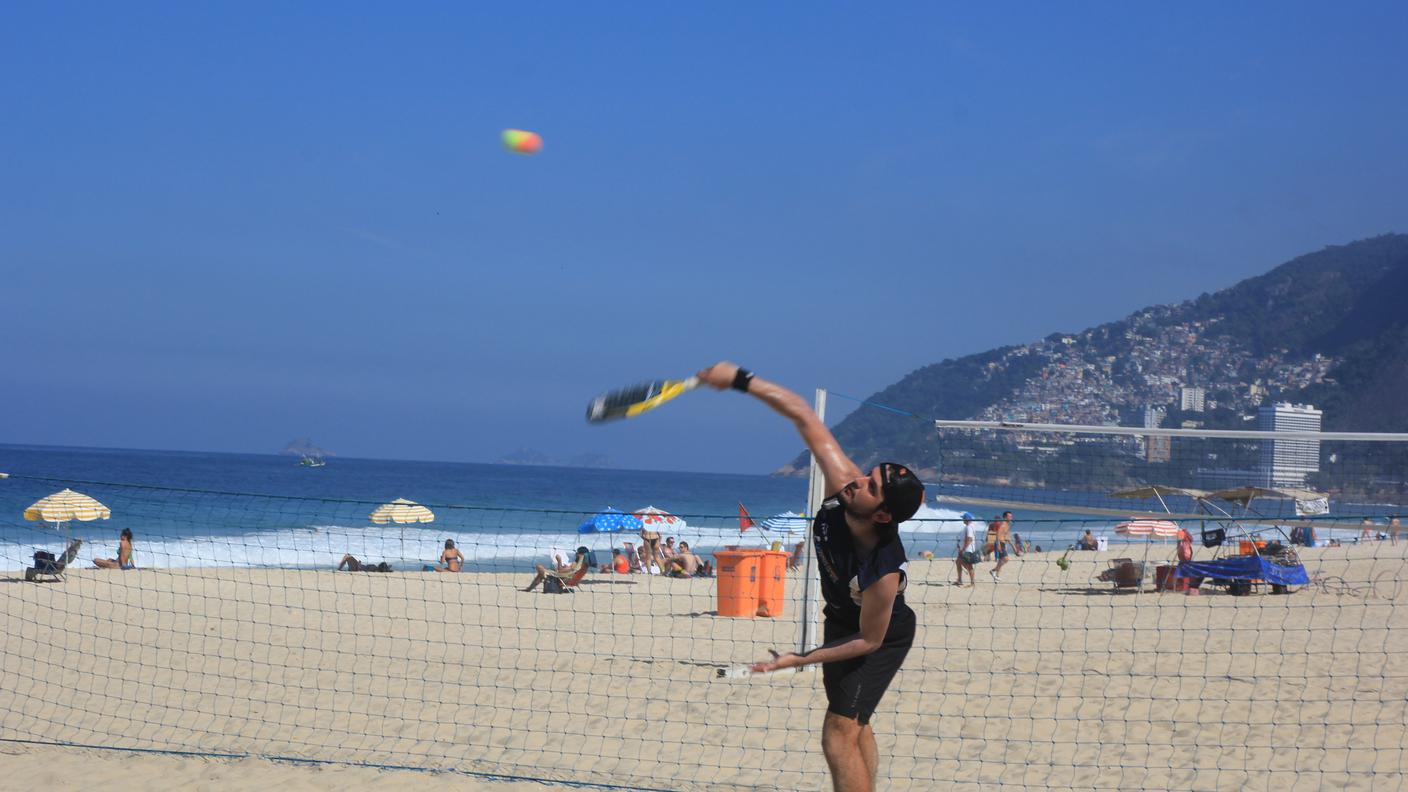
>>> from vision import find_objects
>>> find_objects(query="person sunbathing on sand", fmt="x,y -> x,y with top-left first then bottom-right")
524,547 -> 588,591
338,554 -> 392,572
435,539 -> 464,572
662,542 -> 703,577
94,528 -> 136,570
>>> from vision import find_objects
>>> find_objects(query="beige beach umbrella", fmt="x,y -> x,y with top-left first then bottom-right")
369,498 -> 435,525
25,489 -> 112,525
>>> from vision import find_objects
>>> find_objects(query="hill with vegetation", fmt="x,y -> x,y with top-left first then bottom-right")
779,234 -> 1408,479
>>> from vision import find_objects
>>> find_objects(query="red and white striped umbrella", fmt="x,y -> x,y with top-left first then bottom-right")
1114,519 -> 1181,538
633,506 -> 688,532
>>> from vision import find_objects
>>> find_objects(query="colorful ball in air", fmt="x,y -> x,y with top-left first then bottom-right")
502,129 -> 543,155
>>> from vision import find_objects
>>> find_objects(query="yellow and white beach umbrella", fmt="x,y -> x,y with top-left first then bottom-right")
369,498 -> 435,525
24,489 -> 112,526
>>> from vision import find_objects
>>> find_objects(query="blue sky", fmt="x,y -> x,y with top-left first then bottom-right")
3,2 -> 1406,473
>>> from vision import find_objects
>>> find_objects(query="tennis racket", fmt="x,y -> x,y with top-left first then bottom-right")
716,650 -> 800,679
717,664 -> 800,679
586,376 -> 701,424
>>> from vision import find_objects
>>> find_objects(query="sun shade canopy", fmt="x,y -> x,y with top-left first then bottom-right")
1109,485 -> 1210,500
1209,486 -> 1326,505
369,498 -> 436,524
24,489 -> 112,523
1114,519 -> 1182,538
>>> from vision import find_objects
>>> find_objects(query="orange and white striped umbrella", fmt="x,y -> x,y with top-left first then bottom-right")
24,489 -> 112,524
1114,519 -> 1181,538
369,498 -> 435,525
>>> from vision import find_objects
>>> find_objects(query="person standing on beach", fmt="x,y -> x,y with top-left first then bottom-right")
954,512 -> 978,587
695,362 -> 924,792
639,523 -> 665,574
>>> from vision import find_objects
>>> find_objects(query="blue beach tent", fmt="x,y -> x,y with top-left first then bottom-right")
576,508 -> 644,534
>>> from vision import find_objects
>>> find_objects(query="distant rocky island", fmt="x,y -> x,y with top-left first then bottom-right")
498,449 -> 614,469
279,438 -> 334,458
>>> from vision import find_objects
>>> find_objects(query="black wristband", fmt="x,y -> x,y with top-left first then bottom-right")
731,367 -> 755,392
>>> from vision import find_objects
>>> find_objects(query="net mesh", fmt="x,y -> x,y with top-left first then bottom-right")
3,450 -> 1407,790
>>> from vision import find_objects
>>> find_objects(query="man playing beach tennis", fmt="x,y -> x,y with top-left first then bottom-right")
696,362 -> 923,792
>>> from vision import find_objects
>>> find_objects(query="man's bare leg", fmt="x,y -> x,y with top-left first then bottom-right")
858,722 -> 878,787
822,711 -> 872,792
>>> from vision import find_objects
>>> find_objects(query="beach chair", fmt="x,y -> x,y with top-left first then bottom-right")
1096,557 -> 1145,590
543,563 -> 589,593
25,539 -> 83,582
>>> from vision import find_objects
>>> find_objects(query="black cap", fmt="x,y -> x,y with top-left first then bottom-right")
879,462 -> 924,524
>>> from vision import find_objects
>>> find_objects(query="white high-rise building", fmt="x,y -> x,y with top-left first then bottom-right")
1258,403 -> 1322,487
1180,386 -> 1206,413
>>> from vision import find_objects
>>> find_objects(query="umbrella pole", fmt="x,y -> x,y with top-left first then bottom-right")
56,520 -> 68,579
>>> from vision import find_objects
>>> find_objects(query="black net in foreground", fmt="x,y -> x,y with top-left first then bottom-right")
2,469 -> 1406,790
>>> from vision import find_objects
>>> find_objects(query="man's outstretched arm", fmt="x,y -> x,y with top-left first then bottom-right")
696,361 -> 861,496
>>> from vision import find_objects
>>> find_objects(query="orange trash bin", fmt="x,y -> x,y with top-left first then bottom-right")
714,550 -> 763,617
756,550 -> 791,617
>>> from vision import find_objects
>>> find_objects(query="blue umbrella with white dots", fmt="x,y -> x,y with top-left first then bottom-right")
576,508 -> 644,534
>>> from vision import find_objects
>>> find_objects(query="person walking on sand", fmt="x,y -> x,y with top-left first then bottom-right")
990,516 -> 1013,582
954,512 -> 979,587
695,362 -> 924,792
1002,511 -> 1023,557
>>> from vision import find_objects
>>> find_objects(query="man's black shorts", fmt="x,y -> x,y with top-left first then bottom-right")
821,609 -> 915,726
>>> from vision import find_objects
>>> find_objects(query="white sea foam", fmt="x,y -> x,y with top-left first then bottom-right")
22,505 -> 1352,572
3,508 -> 972,571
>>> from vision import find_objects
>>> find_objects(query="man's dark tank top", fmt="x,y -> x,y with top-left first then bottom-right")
812,498 -> 914,635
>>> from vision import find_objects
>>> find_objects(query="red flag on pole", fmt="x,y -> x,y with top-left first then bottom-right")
738,502 -> 755,533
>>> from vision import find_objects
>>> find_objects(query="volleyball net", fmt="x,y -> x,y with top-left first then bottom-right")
2,438 -> 1407,790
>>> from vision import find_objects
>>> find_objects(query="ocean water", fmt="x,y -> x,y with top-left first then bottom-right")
8,445 -> 1377,573
1,445 -> 976,572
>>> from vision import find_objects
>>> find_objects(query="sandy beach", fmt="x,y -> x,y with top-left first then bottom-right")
2,541 -> 1406,791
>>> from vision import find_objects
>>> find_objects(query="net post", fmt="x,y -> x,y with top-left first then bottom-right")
799,388 -> 826,654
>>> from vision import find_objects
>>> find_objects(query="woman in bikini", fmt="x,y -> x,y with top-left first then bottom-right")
436,539 -> 464,572
639,524 -> 663,574
94,528 -> 135,570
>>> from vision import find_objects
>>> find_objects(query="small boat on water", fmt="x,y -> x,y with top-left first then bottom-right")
299,455 -> 326,468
